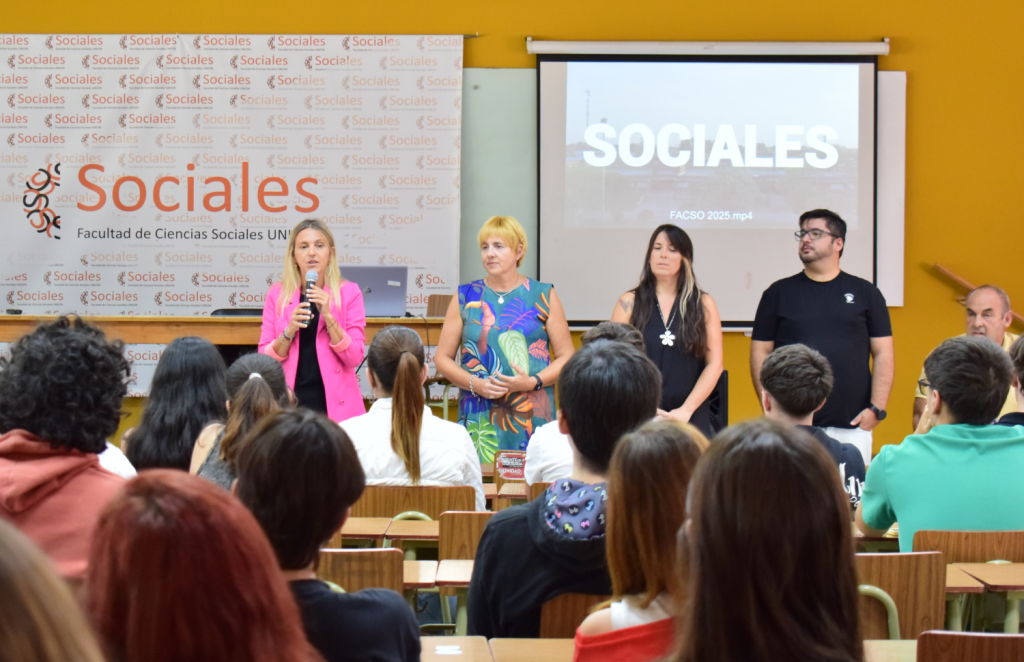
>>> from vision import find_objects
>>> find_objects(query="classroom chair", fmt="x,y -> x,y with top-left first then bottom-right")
856,552 -> 945,640
492,451 -> 527,512
424,294 -> 455,420
529,481 -> 552,502
439,511 -> 494,560
914,530 -> 1024,632
917,631 -> 1024,662
351,485 -> 475,520
316,548 -> 404,593
539,593 -> 611,639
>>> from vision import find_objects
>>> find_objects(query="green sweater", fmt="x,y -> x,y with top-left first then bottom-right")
861,423 -> 1024,552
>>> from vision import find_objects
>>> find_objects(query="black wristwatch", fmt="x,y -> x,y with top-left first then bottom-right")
533,375 -> 544,391
869,404 -> 887,421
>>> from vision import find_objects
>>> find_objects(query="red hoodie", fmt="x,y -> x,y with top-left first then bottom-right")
0,429 -> 125,580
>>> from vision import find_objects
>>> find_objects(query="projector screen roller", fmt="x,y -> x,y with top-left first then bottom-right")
538,56 -> 877,324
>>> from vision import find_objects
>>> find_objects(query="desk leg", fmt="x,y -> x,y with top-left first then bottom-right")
454,587 -> 468,636
1004,591 -> 1024,634
946,595 -> 964,631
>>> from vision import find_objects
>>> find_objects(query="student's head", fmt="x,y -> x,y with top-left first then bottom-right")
0,520 -> 106,662
965,285 -> 1012,345
923,335 -> 1013,425
607,420 -> 707,608
0,315 -> 129,453
1009,335 -> 1024,394
580,321 -> 646,352
798,208 -> 846,260
759,344 -> 834,420
674,419 -> 860,662
366,325 -> 427,483
126,336 -> 228,470
558,340 -> 662,476
235,409 -> 366,571
85,470 -> 312,662
219,353 -> 291,469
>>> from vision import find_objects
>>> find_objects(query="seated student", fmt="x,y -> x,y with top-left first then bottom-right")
573,420 -> 707,662
125,336 -> 228,471
670,419 -> 862,662
0,316 -> 129,580
525,322 -> 647,486
995,335 -> 1024,427
468,340 -> 662,639
759,343 -> 866,507
857,336 -> 1024,551
235,409 -> 420,662
341,325 -> 485,511
190,353 -> 292,490
85,471 -> 316,662
0,519 -> 106,662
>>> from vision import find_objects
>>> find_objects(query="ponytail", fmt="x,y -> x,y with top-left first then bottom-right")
367,326 -> 427,484
391,351 -> 424,484
220,353 -> 291,468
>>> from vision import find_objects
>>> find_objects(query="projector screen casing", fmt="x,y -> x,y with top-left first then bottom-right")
537,54 -> 878,326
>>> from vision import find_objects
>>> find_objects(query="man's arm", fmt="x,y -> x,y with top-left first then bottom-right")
855,503 -> 889,537
851,336 -> 895,430
750,340 -> 775,406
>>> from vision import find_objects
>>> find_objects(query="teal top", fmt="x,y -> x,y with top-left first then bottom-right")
456,278 -> 556,463
861,423 -> 1024,552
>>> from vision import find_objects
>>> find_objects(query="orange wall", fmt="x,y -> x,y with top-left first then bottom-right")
10,1 -> 1024,452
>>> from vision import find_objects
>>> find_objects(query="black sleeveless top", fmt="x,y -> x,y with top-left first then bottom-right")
293,302 -> 328,414
640,294 -> 712,437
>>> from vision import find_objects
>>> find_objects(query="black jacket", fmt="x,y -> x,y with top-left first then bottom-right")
798,425 -> 866,508
466,491 -> 611,638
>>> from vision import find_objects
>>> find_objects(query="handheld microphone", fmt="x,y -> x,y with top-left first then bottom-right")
301,270 -> 317,304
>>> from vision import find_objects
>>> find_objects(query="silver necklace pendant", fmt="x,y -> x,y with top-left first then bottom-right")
660,330 -> 676,346
498,296 -> 504,304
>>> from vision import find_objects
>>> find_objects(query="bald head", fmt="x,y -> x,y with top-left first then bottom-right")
966,285 -> 1012,346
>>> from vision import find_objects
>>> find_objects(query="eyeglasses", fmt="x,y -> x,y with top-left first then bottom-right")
918,378 -> 930,393
794,229 -> 839,242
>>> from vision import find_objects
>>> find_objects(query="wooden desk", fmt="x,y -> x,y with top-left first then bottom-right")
497,483 -> 527,498
402,560 -> 437,590
489,638 -> 574,662
481,463 -> 494,480
954,563 -> 1024,633
483,483 -> 497,499
341,517 -> 392,540
437,559 -> 475,636
0,315 -> 443,345
854,523 -> 900,552
863,640 -> 916,662
483,638 -> 913,662
946,565 -> 986,594
385,520 -> 440,541
422,637 -> 492,662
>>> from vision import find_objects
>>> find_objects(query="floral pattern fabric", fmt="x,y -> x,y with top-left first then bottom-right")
458,278 -> 555,462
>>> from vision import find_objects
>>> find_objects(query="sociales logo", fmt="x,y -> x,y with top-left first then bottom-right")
23,163 -> 61,239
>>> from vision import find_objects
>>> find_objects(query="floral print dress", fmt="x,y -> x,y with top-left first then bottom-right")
458,278 -> 555,462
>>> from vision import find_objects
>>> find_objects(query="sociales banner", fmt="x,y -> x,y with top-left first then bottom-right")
1,33 -> 463,315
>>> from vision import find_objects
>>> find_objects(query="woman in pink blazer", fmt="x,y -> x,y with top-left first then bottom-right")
259,219 -> 366,422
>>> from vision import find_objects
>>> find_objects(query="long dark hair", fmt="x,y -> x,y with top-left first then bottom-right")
673,419 -> 862,662
630,225 -> 707,357
126,337 -> 228,471
367,325 -> 425,484
220,354 -> 291,469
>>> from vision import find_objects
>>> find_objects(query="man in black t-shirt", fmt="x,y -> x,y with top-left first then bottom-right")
751,209 -> 894,465
759,343 -> 865,507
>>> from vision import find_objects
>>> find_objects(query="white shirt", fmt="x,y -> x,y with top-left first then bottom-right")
524,420 -> 574,486
97,442 -> 137,479
341,399 -> 486,511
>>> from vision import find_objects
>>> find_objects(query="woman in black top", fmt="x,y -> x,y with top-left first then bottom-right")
611,225 -> 723,437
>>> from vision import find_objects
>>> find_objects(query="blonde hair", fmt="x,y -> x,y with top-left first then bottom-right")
0,520 -> 106,662
278,218 -> 342,314
478,216 -> 528,267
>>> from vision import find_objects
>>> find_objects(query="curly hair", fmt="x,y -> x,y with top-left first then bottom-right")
0,316 -> 129,453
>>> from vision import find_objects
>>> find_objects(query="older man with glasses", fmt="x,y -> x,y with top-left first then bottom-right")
749,209 -> 894,465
